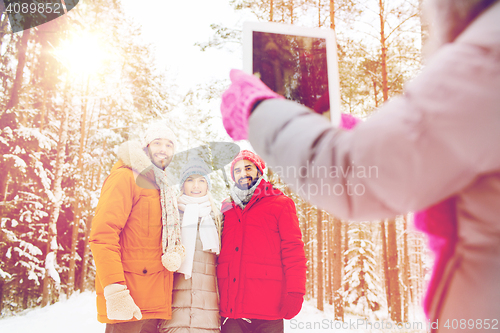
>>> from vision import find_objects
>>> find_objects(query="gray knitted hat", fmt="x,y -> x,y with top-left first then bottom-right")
180,157 -> 212,191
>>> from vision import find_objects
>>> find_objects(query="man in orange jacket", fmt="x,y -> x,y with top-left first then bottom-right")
90,122 -> 185,333
218,150 -> 307,333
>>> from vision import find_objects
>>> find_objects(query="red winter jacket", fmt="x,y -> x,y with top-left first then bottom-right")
217,180 -> 307,320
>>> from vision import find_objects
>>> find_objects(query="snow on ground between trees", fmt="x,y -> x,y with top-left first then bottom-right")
0,291 -> 428,333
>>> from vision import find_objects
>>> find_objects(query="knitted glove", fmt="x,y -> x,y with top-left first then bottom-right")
340,113 -> 361,130
104,283 -> 142,321
280,292 -> 304,320
221,69 -> 284,141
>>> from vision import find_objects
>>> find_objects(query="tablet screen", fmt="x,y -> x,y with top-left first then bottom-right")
252,31 -> 331,116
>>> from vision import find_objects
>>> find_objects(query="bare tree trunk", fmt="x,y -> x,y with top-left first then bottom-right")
381,220 -> 391,313
333,216 -> 344,320
419,234 -> 425,303
68,77 -> 90,294
403,216 -> 410,322
387,218 -> 402,322
39,89 -> 48,131
78,97 -> 108,292
6,29 -> 30,111
343,221 -> 349,294
78,107 -> 108,292
327,215 -> 333,305
41,93 -> 69,307
318,0 -> 321,27
378,0 -> 389,102
317,208 -> 324,310
78,163 -> 97,292
409,232 -> 415,305
78,211 -> 93,292
269,0 -> 274,21
309,205 -> 315,299
37,26 -> 51,132
329,0 -> 335,30
419,0 -> 429,48
0,278 -> 4,314
303,202 -> 313,299
0,10 -> 9,50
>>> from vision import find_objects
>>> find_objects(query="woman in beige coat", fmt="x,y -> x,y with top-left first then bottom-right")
159,157 -> 222,333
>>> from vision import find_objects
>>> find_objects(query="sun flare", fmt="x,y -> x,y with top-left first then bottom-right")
54,33 -> 109,76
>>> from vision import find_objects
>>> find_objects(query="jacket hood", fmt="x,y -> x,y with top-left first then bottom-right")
117,140 -> 153,173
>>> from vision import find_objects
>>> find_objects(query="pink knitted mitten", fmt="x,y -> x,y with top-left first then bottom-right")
340,113 -> 361,130
221,69 -> 284,140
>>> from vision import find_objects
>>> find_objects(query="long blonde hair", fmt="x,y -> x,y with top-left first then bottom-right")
207,191 -> 223,251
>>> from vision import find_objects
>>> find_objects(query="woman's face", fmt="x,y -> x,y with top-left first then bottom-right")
182,174 -> 208,197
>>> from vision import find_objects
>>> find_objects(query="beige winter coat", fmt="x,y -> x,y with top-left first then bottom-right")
159,212 -> 220,333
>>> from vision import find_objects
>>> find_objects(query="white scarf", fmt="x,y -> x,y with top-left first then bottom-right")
177,194 -> 219,279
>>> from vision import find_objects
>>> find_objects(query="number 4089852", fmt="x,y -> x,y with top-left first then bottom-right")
5,2 -> 62,15
443,319 -> 499,330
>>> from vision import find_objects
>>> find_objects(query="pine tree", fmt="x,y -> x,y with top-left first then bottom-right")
0,0 -> 179,312
342,223 -> 384,318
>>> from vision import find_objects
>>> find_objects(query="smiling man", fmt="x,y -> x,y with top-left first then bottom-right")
147,137 -> 174,170
90,121 -> 184,333
217,150 -> 307,333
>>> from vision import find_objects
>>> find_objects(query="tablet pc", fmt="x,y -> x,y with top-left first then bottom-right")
242,21 -> 340,125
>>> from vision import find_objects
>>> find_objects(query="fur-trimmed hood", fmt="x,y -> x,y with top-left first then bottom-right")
116,140 -> 177,188
117,140 -> 154,173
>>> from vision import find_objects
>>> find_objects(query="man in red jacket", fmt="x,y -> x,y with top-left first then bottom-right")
218,150 -> 307,333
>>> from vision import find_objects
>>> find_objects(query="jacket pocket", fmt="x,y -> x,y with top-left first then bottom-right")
216,262 -> 229,312
243,263 -> 284,315
123,260 -> 168,310
246,263 -> 283,280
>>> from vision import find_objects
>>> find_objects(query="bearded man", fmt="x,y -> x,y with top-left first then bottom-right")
217,150 -> 307,333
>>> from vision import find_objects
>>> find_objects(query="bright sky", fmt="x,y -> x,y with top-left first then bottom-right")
120,0 -> 249,96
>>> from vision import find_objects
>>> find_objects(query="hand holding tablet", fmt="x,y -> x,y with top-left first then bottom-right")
220,21 -> 341,140
242,21 -> 340,125
221,69 -> 284,141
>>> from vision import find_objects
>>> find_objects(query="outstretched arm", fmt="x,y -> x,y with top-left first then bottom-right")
249,43 -> 500,221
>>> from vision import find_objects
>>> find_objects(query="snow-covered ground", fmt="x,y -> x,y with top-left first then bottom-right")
0,292 -> 104,333
0,292 -> 428,333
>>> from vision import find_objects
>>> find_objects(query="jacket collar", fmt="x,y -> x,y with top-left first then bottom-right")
222,179 -> 283,213
116,140 -> 157,182
117,140 -> 152,172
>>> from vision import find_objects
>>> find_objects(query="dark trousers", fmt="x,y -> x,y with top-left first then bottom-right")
105,319 -> 160,333
221,318 -> 284,333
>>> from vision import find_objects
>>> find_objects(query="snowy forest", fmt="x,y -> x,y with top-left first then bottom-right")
1,0 -> 432,327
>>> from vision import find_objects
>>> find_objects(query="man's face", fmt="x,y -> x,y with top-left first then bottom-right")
233,159 -> 261,190
147,138 -> 174,170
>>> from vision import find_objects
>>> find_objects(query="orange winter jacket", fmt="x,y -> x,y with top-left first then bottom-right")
89,141 -> 173,324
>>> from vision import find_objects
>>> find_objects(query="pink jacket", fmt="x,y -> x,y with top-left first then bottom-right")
248,1 -> 500,327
